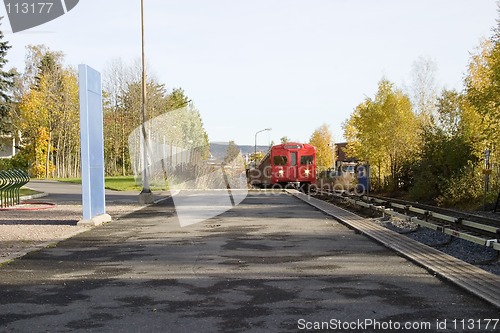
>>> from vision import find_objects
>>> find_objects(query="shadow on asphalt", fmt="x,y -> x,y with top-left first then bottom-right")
0,219 -> 78,226
1,193 -> 500,332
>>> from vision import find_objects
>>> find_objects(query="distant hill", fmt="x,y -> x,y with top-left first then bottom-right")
209,142 -> 270,162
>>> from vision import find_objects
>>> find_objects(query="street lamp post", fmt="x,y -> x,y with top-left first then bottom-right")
254,128 -> 272,166
138,0 -> 154,204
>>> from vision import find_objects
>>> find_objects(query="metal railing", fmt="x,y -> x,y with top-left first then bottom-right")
0,169 -> 30,207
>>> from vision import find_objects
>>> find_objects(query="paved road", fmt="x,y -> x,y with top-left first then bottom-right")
26,180 -> 159,204
0,192 -> 498,332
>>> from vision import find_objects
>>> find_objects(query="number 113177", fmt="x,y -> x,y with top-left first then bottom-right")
451,319 -> 498,330
5,2 -> 53,14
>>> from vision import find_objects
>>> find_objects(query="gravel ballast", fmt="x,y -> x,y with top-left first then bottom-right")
374,216 -> 500,275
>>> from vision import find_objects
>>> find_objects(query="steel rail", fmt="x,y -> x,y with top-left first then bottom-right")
316,190 -> 500,251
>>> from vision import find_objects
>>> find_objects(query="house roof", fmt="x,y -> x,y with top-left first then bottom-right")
334,142 -> 357,162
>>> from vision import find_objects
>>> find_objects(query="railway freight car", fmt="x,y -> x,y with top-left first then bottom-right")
249,142 -> 316,191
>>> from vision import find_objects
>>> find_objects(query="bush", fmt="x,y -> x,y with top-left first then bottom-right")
408,169 -> 439,204
0,158 -> 13,171
436,170 -> 484,209
0,153 -> 31,177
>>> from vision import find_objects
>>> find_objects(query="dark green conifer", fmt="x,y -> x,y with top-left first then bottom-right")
0,17 -> 14,134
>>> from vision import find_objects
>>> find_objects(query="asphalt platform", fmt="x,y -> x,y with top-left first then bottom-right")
0,190 -> 499,332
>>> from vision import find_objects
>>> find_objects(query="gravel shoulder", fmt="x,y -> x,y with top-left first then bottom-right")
0,202 -> 143,264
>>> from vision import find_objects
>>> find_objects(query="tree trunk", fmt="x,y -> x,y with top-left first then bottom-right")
45,132 -> 52,179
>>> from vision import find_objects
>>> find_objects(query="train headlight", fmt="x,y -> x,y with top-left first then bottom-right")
304,169 -> 310,177
278,169 -> 284,177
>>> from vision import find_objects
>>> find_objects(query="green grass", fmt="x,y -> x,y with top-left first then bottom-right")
104,176 -> 143,191
57,176 -> 166,191
19,188 -> 42,196
0,259 -> 14,267
56,177 -> 81,184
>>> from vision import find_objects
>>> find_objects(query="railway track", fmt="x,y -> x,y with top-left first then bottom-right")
313,190 -> 500,252
288,189 -> 500,309
369,194 -> 500,229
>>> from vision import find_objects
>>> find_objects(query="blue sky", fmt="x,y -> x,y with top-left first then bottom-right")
1,0 -> 498,145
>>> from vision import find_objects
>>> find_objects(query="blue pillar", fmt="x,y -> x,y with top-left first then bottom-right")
78,64 -> 111,226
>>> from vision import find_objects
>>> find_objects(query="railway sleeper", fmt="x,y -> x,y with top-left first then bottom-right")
357,199 -> 500,250
315,190 -> 500,250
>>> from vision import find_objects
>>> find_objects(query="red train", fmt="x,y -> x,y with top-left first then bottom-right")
249,142 -> 317,191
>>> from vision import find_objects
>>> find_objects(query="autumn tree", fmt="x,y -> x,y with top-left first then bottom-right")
53,67 -> 80,177
166,89 -> 209,156
464,39 -> 499,158
280,136 -> 290,144
407,8 -> 500,207
224,140 -> 241,164
102,58 -> 211,179
166,87 -> 191,111
250,151 -> 265,165
462,23 -> 500,205
309,123 -> 333,172
343,79 -> 419,191
15,46 -> 80,178
408,56 -> 438,126
103,59 -> 172,175
102,58 -> 132,176
410,89 -> 479,204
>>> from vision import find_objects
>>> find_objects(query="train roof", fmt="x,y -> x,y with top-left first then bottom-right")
272,142 -> 316,150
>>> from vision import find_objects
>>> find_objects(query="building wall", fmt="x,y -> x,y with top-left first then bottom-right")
0,136 -> 17,159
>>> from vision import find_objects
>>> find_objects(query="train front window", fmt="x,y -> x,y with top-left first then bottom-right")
300,155 -> 313,165
273,156 -> 287,166
342,165 -> 355,174
291,152 -> 297,166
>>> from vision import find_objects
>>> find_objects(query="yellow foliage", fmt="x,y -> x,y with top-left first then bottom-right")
342,79 -> 420,189
465,39 -> 500,165
466,39 -> 494,94
309,123 -> 334,171
29,127 -> 55,178
16,51 -> 81,178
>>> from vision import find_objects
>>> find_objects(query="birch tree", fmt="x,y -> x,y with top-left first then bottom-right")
409,56 -> 438,126
309,123 -> 333,172
343,79 -> 419,190
16,47 -> 80,177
